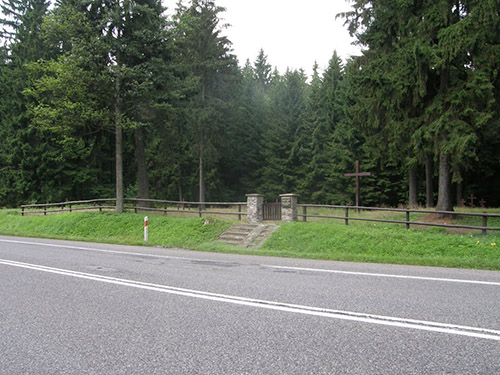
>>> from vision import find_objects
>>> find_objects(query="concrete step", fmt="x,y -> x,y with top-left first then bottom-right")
223,229 -> 254,234
218,233 -> 247,241
229,224 -> 258,233
217,223 -> 279,249
243,224 -> 279,249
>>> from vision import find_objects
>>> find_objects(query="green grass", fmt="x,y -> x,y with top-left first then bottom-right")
0,210 -> 231,248
257,221 -> 500,270
1,209 -> 499,270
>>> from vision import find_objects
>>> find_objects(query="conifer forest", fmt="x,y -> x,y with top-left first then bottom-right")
1,0 -> 499,210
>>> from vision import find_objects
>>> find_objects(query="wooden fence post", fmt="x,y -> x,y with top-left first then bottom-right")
406,210 -> 410,230
345,207 -> 349,226
482,215 -> 487,236
303,206 -> 307,222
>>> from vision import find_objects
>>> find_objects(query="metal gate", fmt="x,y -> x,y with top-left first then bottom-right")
263,202 -> 281,220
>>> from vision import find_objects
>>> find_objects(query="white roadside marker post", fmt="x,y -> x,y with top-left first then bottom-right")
144,216 -> 148,242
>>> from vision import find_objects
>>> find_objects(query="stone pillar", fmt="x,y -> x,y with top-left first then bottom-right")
246,194 -> 264,223
280,193 -> 298,222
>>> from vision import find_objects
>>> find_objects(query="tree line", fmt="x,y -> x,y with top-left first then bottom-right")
1,0 -> 499,210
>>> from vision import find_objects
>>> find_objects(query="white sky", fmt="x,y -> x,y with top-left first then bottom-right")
162,0 -> 361,77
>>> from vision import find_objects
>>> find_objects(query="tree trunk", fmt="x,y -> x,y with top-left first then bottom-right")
134,127 -> 149,208
199,140 -> 205,205
425,154 -> 434,208
178,182 -> 183,202
435,15 -> 452,216
436,152 -> 453,215
199,80 -> 206,207
408,166 -> 418,208
114,51 -> 123,214
456,180 -> 463,206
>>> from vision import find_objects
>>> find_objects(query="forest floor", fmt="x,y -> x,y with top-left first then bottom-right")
0,208 -> 499,270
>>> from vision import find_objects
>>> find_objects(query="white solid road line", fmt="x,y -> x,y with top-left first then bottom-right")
1,238 -> 499,286
1,258 -> 500,341
263,265 -> 500,286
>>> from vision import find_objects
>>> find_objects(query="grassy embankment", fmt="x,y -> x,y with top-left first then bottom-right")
0,210 -> 231,248
0,208 -> 499,270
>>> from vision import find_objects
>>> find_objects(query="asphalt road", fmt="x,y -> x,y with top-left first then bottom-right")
0,235 -> 499,374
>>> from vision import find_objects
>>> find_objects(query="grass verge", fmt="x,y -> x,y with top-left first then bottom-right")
257,222 -> 500,270
0,210 -> 231,248
1,210 -> 499,270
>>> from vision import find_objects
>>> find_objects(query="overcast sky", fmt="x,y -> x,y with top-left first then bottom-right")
163,0 -> 361,77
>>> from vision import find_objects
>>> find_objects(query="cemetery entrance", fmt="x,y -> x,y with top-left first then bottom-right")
263,201 -> 281,221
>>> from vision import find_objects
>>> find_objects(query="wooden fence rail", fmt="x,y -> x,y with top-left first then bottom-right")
21,199 -> 116,216
20,199 -> 500,235
298,204 -> 500,236
21,198 -> 247,220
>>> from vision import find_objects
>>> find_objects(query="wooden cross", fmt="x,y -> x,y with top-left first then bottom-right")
469,194 -> 476,208
344,160 -> 371,207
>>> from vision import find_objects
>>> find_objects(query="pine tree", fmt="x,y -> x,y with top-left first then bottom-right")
0,0 -> 51,206
254,48 -> 272,90
220,60 -> 266,198
25,0 -> 175,208
118,0 -> 172,205
342,0 -> 500,210
172,0 -> 238,203
259,69 -> 307,199
310,52 -> 350,204
290,62 -> 322,202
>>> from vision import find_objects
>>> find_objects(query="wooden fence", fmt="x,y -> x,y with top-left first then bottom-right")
20,199 -> 500,235
298,204 -> 500,236
20,198 -> 116,215
21,198 -> 246,220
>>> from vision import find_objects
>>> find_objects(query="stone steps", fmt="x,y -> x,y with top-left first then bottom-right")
218,223 -> 279,249
217,224 -> 258,244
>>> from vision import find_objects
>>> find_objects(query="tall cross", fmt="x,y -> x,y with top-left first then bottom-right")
344,160 -> 371,207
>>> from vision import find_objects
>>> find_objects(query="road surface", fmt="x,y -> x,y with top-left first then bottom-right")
0,235 -> 499,374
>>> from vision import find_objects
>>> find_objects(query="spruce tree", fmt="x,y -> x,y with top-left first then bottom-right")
172,0 -> 238,203
26,0 -> 175,208
342,0 -> 500,210
254,48 -> 272,90
312,52 -> 350,204
259,69 -> 307,199
0,0 -> 51,206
